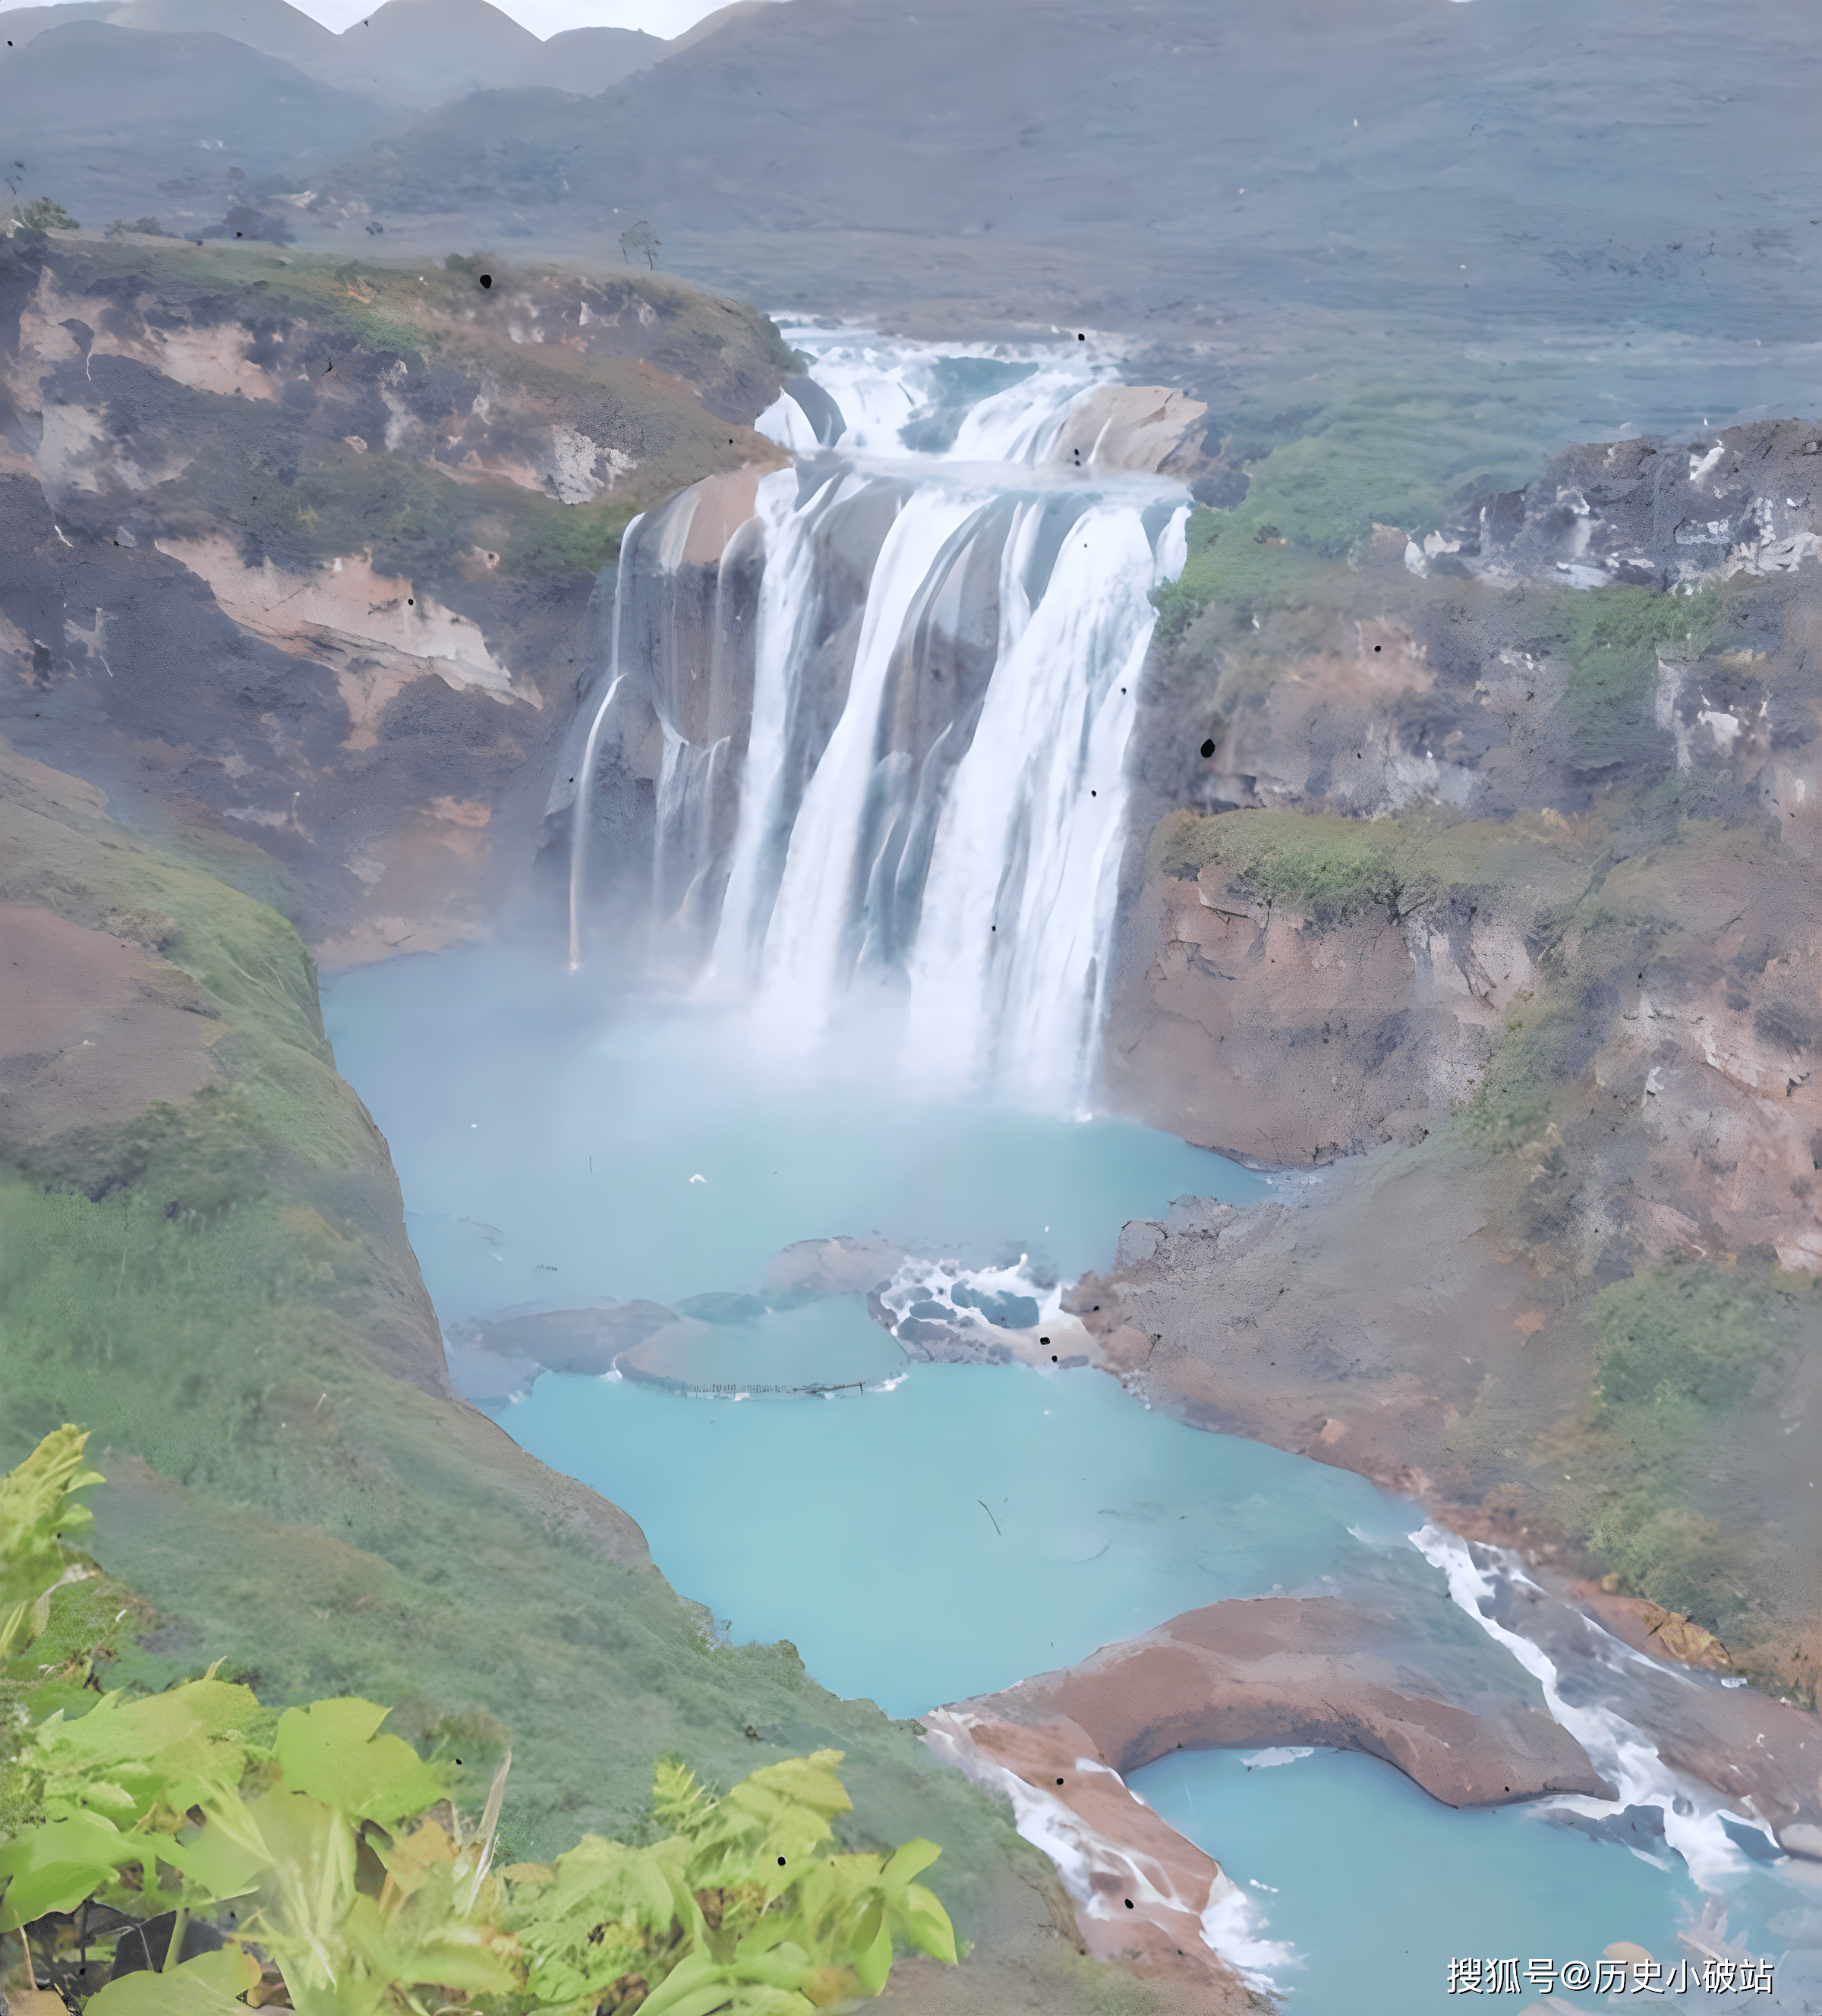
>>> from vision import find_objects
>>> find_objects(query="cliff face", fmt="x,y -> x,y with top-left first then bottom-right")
1111,421 -> 1821,1275
1086,421 -> 1821,1706
0,234 -> 791,962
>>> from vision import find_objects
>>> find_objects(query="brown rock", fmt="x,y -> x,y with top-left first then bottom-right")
1040,386 -> 1208,476
925,1594 -> 1606,2007
941,1595 -> 1606,1810
922,1709 -> 1255,2006
0,902 -> 226,1146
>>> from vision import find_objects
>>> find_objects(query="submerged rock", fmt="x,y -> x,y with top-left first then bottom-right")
445,1299 -> 680,1384
761,1233 -> 904,1306
1546,1803 -> 1677,1857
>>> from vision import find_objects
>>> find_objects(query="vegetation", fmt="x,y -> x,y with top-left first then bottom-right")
1555,584 -> 1723,770
0,1434 -> 957,2014
167,424 -> 641,589
11,197 -> 80,233
1150,806 -> 1549,921
1592,1268 -> 1787,1414
1234,433 -> 1447,558
1552,1265 -> 1816,1662
619,223 -> 661,271
1,1427 -> 104,1666
1150,506 -> 1337,643
0,763 -> 1064,1989
1173,381 -> 1539,567
500,496 -> 643,583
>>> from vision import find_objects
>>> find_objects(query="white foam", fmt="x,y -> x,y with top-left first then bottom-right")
1409,1524 -> 1768,1888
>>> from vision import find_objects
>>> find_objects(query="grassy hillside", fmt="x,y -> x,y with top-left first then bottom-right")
0,743 -> 1183,2013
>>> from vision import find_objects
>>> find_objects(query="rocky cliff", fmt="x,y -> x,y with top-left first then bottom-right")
0,232 -> 792,962
1088,420 -> 1820,1708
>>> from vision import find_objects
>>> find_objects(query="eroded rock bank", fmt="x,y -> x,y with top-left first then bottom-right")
935,1593 -> 1606,1807
1111,422 -> 1820,1229
923,1593 -> 1604,2000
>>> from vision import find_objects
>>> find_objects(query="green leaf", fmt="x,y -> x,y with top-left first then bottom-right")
852,1913 -> 893,1998
638,1947 -> 817,2016
0,1425 -> 105,1653
879,1838 -> 941,1887
0,1810 -> 134,1924
84,1948 -> 260,2016
518,1833 -> 679,1939
34,1677 -> 258,1789
728,1753 -> 851,1825
273,1698 -> 447,1822
894,1882 -> 957,1964
652,1753 -> 716,1836
341,1890 -> 519,1996
155,1811 -> 268,1904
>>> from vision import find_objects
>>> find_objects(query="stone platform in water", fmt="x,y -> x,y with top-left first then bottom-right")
934,1593 -> 1609,1810
925,1594 -> 1610,1999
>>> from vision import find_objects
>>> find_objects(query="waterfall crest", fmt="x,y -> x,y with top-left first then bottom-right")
570,330 -> 1197,1112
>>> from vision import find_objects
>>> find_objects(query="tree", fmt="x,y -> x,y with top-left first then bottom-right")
16,197 -> 80,233
619,219 -> 660,269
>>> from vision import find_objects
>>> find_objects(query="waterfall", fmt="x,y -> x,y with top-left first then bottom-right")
569,329 -> 1196,1114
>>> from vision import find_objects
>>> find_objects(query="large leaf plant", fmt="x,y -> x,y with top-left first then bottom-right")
0,1429 -> 957,2014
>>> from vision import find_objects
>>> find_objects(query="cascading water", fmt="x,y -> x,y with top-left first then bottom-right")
568,328 -> 1195,1112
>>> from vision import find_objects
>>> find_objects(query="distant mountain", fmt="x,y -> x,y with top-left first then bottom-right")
109,0 -> 340,68
333,0 -> 539,101
0,0 -> 665,106
1,0 -> 336,67
2,2 -> 115,46
531,23 -> 664,96
1,21 -> 397,228
659,0 -> 774,58
269,0 -> 1820,345
332,0 -> 660,104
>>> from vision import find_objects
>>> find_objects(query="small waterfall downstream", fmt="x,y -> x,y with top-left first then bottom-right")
567,330 -> 1199,1111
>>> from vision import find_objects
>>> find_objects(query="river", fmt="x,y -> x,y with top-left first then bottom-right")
323,320 -> 1818,2011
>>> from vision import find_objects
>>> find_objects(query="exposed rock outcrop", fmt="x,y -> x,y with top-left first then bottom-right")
925,1593 -> 1606,2002
1111,424 -> 1822,1275
938,1595 -> 1607,1808
1041,385 -> 1207,477
0,899 -> 225,1143
0,236 -> 792,964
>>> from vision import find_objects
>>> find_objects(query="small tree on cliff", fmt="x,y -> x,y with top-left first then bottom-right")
619,219 -> 660,269
12,197 -> 80,234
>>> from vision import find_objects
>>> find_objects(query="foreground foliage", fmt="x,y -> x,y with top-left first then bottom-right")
0,1432 -> 957,2014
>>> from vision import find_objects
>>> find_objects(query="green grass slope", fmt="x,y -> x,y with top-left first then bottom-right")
0,742 -> 1193,2012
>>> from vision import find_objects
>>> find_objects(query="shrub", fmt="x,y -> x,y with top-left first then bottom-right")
0,1436 -> 959,2015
